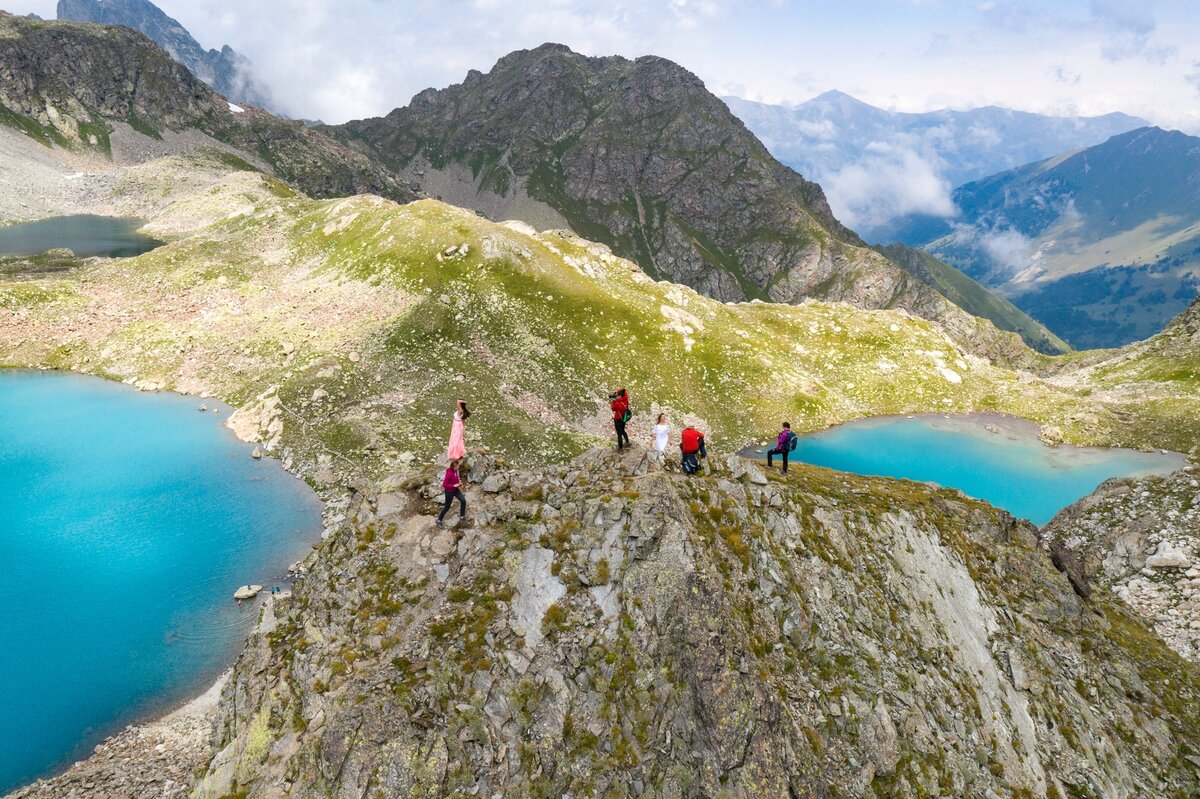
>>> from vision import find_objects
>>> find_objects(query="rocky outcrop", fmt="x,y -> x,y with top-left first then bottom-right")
1045,465 -> 1200,661
329,44 -> 1026,355
192,449 -> 1200,798
56,0 -> 275,113
0,13 -> 412,203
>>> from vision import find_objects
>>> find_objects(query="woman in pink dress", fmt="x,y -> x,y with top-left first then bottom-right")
446,399 -> 469,460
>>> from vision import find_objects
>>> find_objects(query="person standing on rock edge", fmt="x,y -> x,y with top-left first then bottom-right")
651,413 -> 671,455
680,425 -> 706,474
767,421 -> 797,474
437,457 -> 467,528
610,388 -> 631,450
447,399 -> 469,461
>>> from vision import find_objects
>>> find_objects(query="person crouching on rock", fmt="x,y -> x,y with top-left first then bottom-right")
437,457 -> 467,528
767,421 -> 797,474
610,388 -> 631,450
680,425 -> 707,474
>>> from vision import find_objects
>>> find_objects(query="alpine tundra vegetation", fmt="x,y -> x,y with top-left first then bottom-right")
3,8 -> 1200,799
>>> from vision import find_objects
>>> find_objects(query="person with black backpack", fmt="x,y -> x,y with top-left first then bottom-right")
610,388 -> 631,450
767,421 -> 797,474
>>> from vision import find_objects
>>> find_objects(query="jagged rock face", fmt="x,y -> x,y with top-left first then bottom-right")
56,0 -> 275,112
195,450 -> 1200,798
0,13 -> 412,203
332,45 -> 948,314
1045,466 -> 1200,661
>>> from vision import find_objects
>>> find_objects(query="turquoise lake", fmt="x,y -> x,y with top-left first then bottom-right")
0,371 -> 323,793
0,215 -> 162,258
748,415 -> 1185,527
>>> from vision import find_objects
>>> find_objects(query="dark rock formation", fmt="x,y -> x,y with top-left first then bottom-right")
0,13 -> 413,203
56,0 -> 276,113
328,44 -> 1015,344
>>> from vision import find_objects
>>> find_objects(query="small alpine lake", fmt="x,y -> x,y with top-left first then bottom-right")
0,215 -> 163,258
745,414 -> 1186,527
0,370 -> 323,793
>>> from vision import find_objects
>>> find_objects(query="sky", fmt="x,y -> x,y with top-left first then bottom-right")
8,0 -> 1200,130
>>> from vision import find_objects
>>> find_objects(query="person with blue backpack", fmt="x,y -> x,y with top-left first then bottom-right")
767,421 -> 797,474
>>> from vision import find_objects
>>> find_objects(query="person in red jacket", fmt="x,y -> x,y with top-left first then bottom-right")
680,425 -> 707,474
610,388 -> 631,450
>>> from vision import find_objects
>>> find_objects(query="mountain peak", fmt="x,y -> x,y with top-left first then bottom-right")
56,0 -> 276,112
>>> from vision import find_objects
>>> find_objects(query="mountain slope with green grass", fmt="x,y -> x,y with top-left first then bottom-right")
1,149 -> 1195,486
886,127 -> 1200,349
881,243 -> 1070,355
327,44 -> 1057,358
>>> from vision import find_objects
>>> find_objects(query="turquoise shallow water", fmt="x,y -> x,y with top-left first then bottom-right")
748,415 -> 1185,527
0,215 -> 162,257
0,371 -> 322,793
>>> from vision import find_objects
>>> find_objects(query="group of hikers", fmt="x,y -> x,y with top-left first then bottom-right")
610,388 -> 797,474
435,389 -> 801,526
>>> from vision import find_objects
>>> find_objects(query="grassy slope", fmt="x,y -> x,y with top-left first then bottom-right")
880,243 -> 1070,355
0,153 -> 1193,486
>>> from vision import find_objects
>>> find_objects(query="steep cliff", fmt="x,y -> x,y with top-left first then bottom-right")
56,0 -> 275,112
190,450 -> 1200,798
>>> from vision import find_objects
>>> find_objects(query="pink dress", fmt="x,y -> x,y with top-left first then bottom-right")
446,411 -> 466,460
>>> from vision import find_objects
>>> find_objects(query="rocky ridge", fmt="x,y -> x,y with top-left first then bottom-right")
1045,466 -> 1200,662
329,44 -> 1055,357
55,0 -> 276,113
184,448 -> 1200,798
0,13 -> 412,203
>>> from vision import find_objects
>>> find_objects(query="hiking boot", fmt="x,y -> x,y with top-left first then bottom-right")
435,519 -> 445,529
459,516 -> 470,527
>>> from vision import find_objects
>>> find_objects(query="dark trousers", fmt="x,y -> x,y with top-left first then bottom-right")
768,446 -> 788,472
681,439 -> 706,473
615,418 -> 630,449
438,488 -> 466,521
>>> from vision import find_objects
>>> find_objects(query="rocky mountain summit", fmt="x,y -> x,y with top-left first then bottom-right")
180,449 -> 1200,798
0,14 -> 412,203
328,44 -> 1055,354
56,0 -> 276,113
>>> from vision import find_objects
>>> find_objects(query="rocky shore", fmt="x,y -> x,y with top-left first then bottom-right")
5,674 -> 226,799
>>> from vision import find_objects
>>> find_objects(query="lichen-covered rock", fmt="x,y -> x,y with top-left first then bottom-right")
1045,466 -> 1200,661
194,451 -> 1200,798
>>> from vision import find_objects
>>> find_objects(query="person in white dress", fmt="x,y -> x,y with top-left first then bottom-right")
652,413 -> 671,454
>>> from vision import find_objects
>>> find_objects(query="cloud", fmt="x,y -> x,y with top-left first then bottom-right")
1188,61 -> 1200,96
819,142 -> 957,231
1089,0 -> 1176,63
952,224 -> 1034,277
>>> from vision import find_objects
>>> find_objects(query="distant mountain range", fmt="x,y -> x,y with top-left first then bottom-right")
0,10 -> 1070,355
725,93 -> 1147,237
56,0 -> 277,114
885,127 -> 1200,349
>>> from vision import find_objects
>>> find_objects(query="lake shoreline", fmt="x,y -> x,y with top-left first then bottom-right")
741,410 -> 1193,461
0,369 -> 327,797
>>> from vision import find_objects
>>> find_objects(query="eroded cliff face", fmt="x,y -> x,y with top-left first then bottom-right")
194,450 -> 1200,799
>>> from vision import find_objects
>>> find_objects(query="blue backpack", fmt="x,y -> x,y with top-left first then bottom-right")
787,430 -> 798,451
